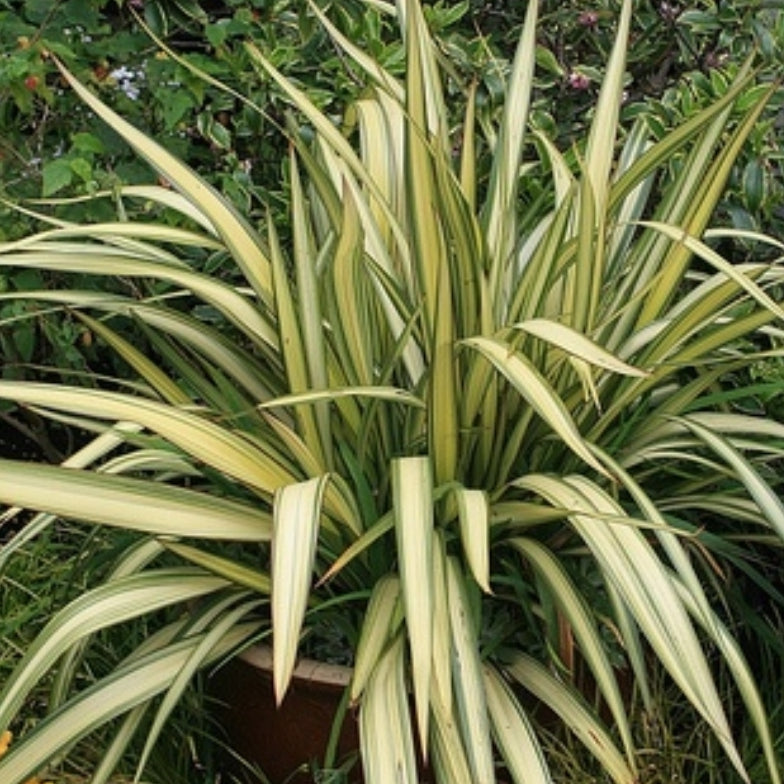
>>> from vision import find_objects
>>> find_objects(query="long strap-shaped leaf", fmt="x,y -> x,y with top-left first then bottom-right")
0,419 -> 142,566
454,486 -> 491,593
0,458 -> 271,540
307,0 -> 404,103
462,336 -> 608,477
0,221 -> 224,257
0,250 -> 278,352
675,415 -> 784,542
510,537 -> 635,768
672,576 -> 782,784
267,205 -> 326,470
351,575 -> 402,701
402,0 -> 458,485
135,597 -> 263,779
429,684 -> 474,784
636,81 -> 774,326
72,311 -> 191,406
290,152 -> 333,466
330,183 -> 374,386
431,530 -> 452,713
392,455 -> 433,752
0,290 -> 277,402
583,0 -> 631,206
0,382 -> 294,497
518,472 -> 749,781
271,475 -> 330,703
55,62 -> 274,310
359,635 -> 417,784
482,0 -> 538,298
91,704 -> 149,784
640,221 -> 784,322
513,319 -> 648,377
608,67 -> 755,212
505,654 -> 636,784
483,665 -> 553,784
602,63 -> 759,349
446,558 -> 495,783
162,541 -> 271,594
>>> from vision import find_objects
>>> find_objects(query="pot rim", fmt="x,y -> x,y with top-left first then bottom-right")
239,644 -> 353,688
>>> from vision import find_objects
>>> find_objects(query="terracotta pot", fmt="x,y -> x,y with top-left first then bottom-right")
210,646 -> 437,783
210,645 -> 360,783
210,644 -> 632,783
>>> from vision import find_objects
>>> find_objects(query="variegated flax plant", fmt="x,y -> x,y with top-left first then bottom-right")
1,1 -> 784,782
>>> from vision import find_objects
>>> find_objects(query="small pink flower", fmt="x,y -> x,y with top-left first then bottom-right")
568,71 -> 591,90
578,10 -> 599,28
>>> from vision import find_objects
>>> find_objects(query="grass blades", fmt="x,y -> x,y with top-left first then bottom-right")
0,625 -> 257,784
0,570 -> 230,729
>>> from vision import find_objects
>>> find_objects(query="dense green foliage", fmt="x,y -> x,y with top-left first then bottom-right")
2,0 -> 782,219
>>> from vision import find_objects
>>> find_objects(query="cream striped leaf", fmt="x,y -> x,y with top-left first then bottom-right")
0,382 -> 294,497
392,456 -> 433,751
447,558 -> 495,783
55,62 -> 273,307
271,475 -> 330,702
0,459 -> 271,540
455,486 -> 491,593
0,625 -> 257,784
506,654 -> 636,784
351,575 -> 402,702
510,537 -> 635,765
0,570 -> 230,728
359,636 -> 417,784
483,665 -> 553,784
462,336 -> 608,477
